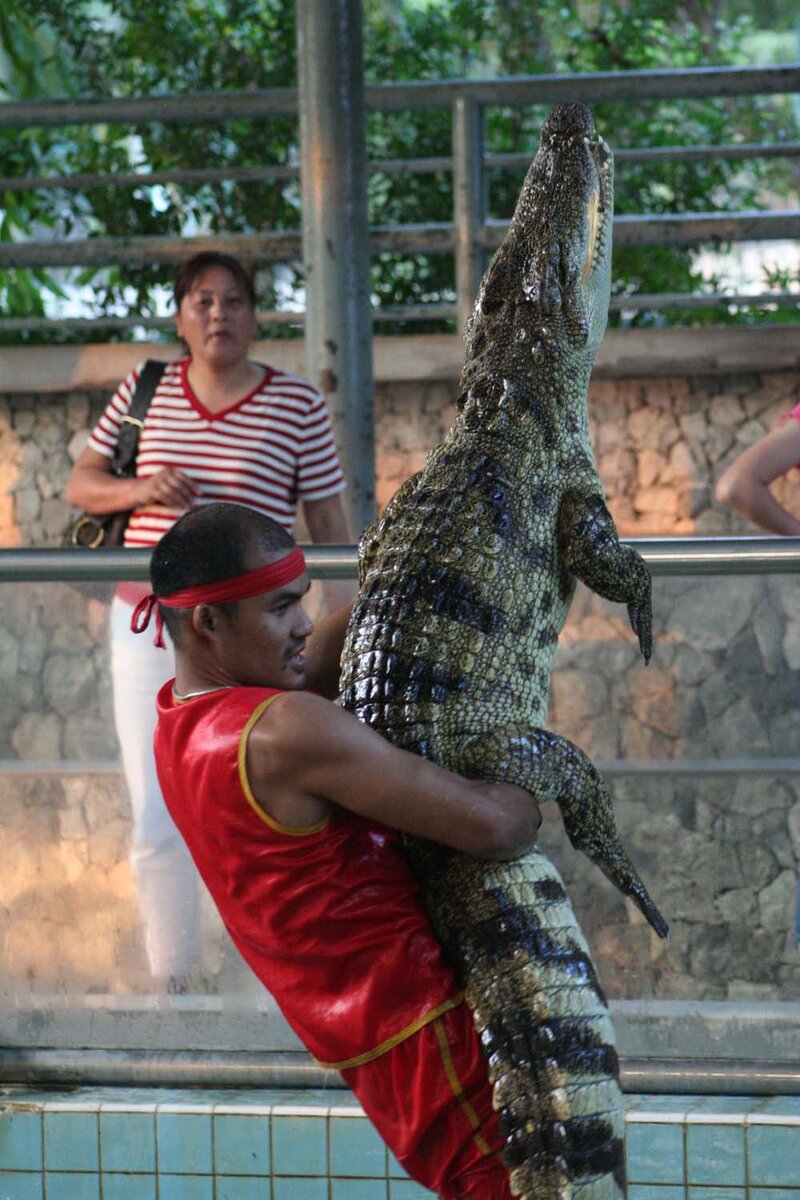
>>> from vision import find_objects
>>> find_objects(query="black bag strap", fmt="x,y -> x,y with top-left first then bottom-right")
111,359 -> 166,478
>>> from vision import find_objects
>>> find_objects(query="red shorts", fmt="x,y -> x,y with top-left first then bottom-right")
342,1001 -> 512,1199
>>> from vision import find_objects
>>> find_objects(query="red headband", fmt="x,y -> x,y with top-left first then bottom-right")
131,546 -> 307,648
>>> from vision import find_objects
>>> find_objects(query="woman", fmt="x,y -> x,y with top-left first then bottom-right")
66,251 -> 351,990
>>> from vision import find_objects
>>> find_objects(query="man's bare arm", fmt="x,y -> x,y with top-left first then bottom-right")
245,691 -> 541,860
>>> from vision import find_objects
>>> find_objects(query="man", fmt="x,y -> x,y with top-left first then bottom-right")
133,501 -> 541,1199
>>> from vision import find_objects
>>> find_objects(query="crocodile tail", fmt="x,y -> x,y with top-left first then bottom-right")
407,845 -> 627,1200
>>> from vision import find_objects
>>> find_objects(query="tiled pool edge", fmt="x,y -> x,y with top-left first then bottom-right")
1,1087 -> 799,1199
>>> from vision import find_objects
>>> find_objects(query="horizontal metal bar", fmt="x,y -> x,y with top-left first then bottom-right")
0,65 -> 796,129
6,139 -> 799,199
4,207 -> 798,272
480,210 -> 800,251
609,291 -> 800,312
1,755 -> 796,779
620,1058 -> 800,1095
5,292 -> 800,336
0,538 -> 799,583
489,141 -> 800,173
0,231 -> 304,270
0,1048 -> 795,1093
0,155 -> 452,195
596,757 -> 800,778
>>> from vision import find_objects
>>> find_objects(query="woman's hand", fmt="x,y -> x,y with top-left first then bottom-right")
133,468 -> 198,510
66,446 -> 198,514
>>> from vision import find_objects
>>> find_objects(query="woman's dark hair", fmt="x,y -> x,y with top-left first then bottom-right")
173,251 -> 257,311
151,503 -> 294,642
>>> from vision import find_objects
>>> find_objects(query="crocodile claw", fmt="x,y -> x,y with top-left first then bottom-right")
627,594 -> 652,664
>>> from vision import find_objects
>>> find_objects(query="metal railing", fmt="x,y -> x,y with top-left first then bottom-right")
1,64 -> 799,335
0,534 -> 797,580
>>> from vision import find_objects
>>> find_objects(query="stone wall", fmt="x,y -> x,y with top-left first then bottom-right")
1,367 -> 799,1004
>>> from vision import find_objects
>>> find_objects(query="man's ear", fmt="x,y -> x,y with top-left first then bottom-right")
191,603 -> 222,641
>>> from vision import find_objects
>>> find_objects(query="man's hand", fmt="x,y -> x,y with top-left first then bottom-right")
245,692 -> 543,860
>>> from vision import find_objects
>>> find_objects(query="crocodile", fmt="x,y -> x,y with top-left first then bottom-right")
340,101 -> 668,1200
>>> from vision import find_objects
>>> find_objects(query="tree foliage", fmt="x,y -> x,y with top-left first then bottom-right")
0,0 -> 797,341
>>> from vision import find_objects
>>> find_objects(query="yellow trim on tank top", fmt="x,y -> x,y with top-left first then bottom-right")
315,991 -> 466,1070
238,694 -> 331,837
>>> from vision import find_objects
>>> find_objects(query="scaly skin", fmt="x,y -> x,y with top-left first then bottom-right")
340,103 -> 668,1200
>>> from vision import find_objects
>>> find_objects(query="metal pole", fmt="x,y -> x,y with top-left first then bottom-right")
453,96 -> 485,336
295,0 -> 376,535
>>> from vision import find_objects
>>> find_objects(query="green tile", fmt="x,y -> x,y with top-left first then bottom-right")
687,1124 -> 745,1185
0,1172 -> 43,1200
213,1113 -> 270,1176
332,1179 -> 388,1200
100,1112 -> 156,1173
390,1181 -> 436,1199
43,1113 -> 99,1172
156,1113 -> 212,1175
157,1176 -> 214,1200
330,1115 -> 387,1178
216,1178 -> 270,1200
43,1174 -> 100,1200
0,1110 -> 42,1171
273,1179 -> 328,1200
689,1190 -> 745,1200
102,1174 -> 157,1200
627,1123 -> 685,1184
272,1115 -> 327,1176
691,1097 -> 757,1115
630,1189 -> 686,1200
748,1190 -> 800,1199
756,1098 -> 800,1118
748,1125 -> 800,1187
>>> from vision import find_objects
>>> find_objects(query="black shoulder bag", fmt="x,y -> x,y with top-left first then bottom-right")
65,359 -> 167,548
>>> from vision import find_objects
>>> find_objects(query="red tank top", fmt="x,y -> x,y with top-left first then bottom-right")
154,683 -> 462,1067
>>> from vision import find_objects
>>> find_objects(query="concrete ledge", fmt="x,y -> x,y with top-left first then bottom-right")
2,326 -> 799,393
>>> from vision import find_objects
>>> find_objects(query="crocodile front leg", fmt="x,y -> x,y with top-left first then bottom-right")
457,725 -> 668,939
558,489 -> 652,663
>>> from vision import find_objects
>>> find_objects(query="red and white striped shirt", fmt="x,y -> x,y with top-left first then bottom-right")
87,357 -> 346,547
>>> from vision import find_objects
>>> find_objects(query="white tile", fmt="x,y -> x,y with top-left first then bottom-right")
271,1104 -> 331,1117
685,1110 -> 747,1125
625,1110 -> 688,1124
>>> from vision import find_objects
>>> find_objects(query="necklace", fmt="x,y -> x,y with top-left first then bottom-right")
172,684 -> 235,701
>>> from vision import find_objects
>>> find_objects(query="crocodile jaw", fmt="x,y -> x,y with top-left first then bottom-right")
462,102 -> 614,403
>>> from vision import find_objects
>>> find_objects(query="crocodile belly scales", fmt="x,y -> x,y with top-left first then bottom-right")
340,102 -> 669,1200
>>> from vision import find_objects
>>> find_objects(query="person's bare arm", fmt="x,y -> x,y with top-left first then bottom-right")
303,602 -> 354,699
303,493 -> 352,543
245,690 -> 542,860
66,445 -> 198,514
715,421 -> 800,535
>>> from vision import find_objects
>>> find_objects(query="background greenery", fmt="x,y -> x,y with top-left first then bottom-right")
1,0 -> 798,341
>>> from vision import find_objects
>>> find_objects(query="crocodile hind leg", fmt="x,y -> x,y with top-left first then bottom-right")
558,489 -> 652,664
458,725 -> 668,939
403,841 -> 627,1200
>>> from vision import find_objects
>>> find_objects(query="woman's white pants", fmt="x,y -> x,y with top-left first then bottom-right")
110,596 -> 201,981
